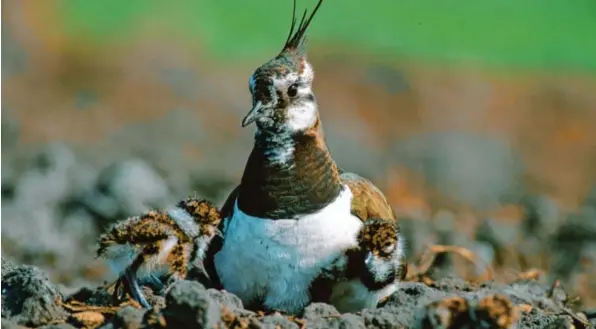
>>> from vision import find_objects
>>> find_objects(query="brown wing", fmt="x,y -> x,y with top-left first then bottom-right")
341,173 -> 409,282
340,172 -> 396,222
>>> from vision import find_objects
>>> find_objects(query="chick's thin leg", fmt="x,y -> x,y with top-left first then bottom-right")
105,277 -> 125,302
145,274 -> 165,293
123,257 -> 151,309
122,239 -> 173,309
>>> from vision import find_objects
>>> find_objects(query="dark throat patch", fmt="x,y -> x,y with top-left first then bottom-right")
237,122 -> 342,219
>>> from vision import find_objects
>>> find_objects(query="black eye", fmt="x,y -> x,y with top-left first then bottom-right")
287,84 -> 298,97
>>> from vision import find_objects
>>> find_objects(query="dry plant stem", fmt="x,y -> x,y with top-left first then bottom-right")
544,279 -> 592,328
547,279 -> 560,299
559,308 -> 592,329
62,299 -> 142,313
413,244 -> 494,281
514,268 -> 543,281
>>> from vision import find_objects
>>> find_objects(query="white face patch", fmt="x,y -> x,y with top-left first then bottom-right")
368,255 -> 394,281
271,63 -> 318,133
286,84 -> 317,132
369,235 -> 406,279
300,61 -> 315,84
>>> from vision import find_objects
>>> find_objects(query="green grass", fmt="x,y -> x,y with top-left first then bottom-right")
56,0 -> 596,71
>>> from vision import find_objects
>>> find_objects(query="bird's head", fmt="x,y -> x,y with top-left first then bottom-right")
357,218 -> 402,280
176,198 -> 222,237
242,0 -> 324,134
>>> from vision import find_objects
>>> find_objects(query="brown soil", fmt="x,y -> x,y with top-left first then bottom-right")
3,5 -> 596,328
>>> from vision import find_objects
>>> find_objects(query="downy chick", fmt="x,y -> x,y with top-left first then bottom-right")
96,197 -> 222,308
312,218 -> 407,313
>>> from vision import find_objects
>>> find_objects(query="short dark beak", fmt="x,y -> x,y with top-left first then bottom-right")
241,102 -> 263,127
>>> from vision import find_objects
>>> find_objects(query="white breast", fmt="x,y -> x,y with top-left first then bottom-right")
214,185 -> 362,315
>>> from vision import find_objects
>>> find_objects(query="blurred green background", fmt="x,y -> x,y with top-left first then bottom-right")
58,0 -> 596,69
3,0 -> 596,308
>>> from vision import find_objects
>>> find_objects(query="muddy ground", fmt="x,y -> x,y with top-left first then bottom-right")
2,256 -> 596,329
2,140 -> 596,328
3,6 -> 596,326
3,62 -> 596,328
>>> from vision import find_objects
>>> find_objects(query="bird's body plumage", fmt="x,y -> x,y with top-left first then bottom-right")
215,184 -> 362,314
211,120 -> 403,313
208,0 -> 404,315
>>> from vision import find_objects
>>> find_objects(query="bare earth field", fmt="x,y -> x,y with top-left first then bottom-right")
3,57 -> 596,327
3,4 -> 596,327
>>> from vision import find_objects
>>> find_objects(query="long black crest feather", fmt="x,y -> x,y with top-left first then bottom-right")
282,0 -> 324,53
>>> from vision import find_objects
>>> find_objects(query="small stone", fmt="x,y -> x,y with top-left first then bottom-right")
259,313 -> 300,329
163,280 -> 220,328
337,313 -> 366,329
302,303 -> 340,320
108,306 -> 146,329
207,289 -> 244,310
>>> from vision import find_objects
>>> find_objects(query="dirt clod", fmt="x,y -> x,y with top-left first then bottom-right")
101,306 -> 146,329
69,311 -> 105,329
1,264 -> 68,327
162,280 -> 220,328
